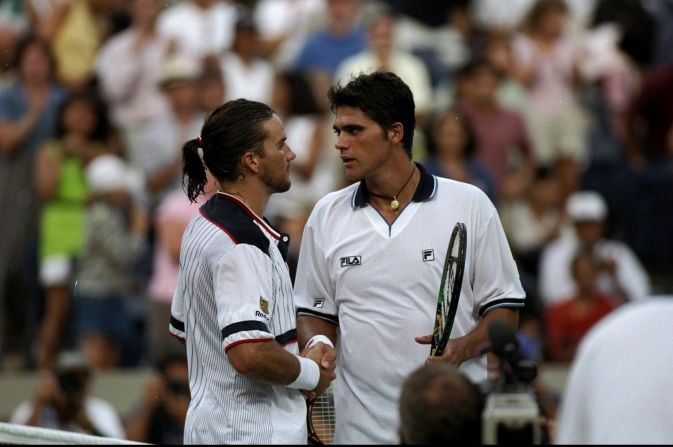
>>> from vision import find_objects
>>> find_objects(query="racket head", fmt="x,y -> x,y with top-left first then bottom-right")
430,222 -> 467,357
307,386 -> 335,445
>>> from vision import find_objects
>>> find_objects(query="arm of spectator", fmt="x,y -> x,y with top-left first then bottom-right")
0,92 -> 47,156
34,143 -> 62,201
35,1 -> 70,41
24,371 -> 64,427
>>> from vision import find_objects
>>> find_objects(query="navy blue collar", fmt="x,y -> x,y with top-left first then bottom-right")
352,162 -> 437,209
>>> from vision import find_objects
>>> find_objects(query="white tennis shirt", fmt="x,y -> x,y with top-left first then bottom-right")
556,297 -> 673,444
294,164 -> 526,444
170,193 -> 306,444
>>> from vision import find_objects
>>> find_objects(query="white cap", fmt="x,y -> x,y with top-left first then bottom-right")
566,191 -> 607,222
86,154 -> 143,195
158,54 -> 200,88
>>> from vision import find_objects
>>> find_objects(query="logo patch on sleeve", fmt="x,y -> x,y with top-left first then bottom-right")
422,249 -> 435,262
259,297 -> 269,314
313,298 -> 325,308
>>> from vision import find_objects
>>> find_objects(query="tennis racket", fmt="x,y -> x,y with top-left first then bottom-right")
307,384 -> 335,445
430,222 -> 467,357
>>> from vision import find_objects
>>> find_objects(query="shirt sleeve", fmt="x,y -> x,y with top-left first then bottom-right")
169,268 -> 186,340
471,199 -> 526,317
293,218 -> 338,325
213,243 -> 276,351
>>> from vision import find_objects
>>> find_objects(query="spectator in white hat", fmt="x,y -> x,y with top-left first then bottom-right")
137,53 -> 205,210
537,190 -> 651,308
73,154 -> 149,369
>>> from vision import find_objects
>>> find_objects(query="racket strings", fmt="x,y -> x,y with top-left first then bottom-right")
309,389 -> 335,444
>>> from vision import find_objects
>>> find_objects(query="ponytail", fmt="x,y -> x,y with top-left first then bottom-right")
183,138 -> 207,203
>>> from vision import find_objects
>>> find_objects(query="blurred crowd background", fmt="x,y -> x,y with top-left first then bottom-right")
1,0 -> 673,442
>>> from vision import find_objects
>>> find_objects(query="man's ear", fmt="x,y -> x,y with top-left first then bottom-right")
241,151 -> 261,174
388,122 -> 404,145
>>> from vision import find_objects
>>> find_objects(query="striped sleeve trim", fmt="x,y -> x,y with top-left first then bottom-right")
169,315 -> 186,339
275,328 -> 297,347
479,298 -> 526,317
297,307 -> 339,325
222,320 -> 273,351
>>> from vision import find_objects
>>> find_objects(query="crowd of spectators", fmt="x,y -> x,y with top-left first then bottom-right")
1,0 -> 673,442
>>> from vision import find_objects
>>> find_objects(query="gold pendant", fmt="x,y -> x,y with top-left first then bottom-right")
390,199 -> 400,210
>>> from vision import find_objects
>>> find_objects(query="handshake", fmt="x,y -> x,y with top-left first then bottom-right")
300,339 -> 337,397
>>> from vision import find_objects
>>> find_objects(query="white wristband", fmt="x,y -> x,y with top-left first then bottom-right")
288,356 -> 320,390
306,334 -> 334,349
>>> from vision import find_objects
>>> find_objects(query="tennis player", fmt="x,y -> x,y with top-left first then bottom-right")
294,71 -> 526,444
169,99 -> 336,444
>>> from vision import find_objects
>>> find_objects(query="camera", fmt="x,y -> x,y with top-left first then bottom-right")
481,320 -> 544,445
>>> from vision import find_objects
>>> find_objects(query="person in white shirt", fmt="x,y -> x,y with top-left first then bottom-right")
156,0 -> 238,67
555,297 -> 673,444
170,98 -> 336,444
294,71 -> 525,444
538,190 -> 650,306
219,12 -> 275,104
334,2 -> 433,121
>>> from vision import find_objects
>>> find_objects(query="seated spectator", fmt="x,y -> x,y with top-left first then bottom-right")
140,53 -> 205,210
544,249 -> 618,363
156,0 -> 239,69
124,353 -> 189,444
74,154 -> 148,369
538,190 -> 651,307
453,58 -> 536,202
422,109 -> 497,204
510,0 -> 589,169
10,350 -> 125,439
252,0 -> 326,69
219,10 -> 275,104
500,165 -> 562,277
196,65 -> 225,116
292,0 -> 367,79
398,362 -> 484,445
334,2 -> 433,124
555,297 -> 673,444
95,0 -> 174,173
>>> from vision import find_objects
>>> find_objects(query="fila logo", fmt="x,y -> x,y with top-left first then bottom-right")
422,250 -> 435,262
313,298 -> 325,308
340,256 -> 361,267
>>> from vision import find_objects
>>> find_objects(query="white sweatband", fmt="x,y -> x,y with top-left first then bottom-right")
288,356 -> 320,390
306,335 -> 334,349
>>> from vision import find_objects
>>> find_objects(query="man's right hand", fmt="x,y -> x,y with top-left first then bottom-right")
303,342 -> 336,395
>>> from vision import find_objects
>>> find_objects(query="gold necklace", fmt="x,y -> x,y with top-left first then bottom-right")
369,164 -> 416,211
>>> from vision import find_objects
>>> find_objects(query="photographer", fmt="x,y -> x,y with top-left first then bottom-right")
10,351 -> 125,439
398,363 -> 484,445
124,353 -> 190,444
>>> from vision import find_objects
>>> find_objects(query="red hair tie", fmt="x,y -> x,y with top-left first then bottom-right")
197,136 -> 203,147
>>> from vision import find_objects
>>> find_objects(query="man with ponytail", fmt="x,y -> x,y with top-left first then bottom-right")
169,99 -> 336,444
